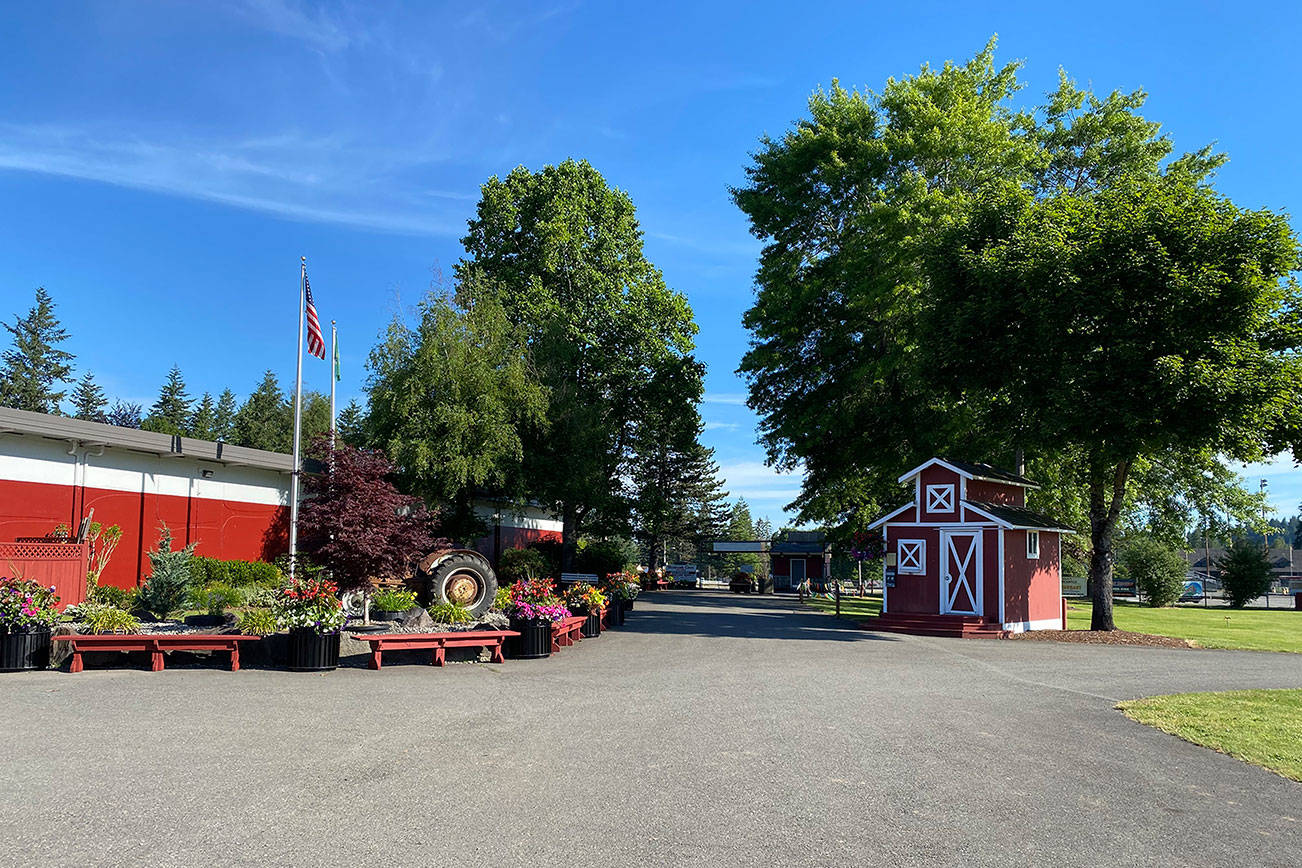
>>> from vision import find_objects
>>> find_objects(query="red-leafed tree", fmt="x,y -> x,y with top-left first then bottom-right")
297,438 -> 443,591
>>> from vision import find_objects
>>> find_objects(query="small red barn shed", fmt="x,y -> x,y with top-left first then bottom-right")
868,458 -> 1073,636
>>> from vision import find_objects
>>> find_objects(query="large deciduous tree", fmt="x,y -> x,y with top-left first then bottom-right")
457,159 -> 700,567
1,287 -> 75,413
732,39 -> 1300,630
364,283 -> 547,539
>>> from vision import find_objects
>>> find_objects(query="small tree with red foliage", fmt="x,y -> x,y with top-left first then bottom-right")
297,438 -> 443,591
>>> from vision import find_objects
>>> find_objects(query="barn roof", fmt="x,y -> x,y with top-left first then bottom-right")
962,501 -> 1075,533
897,457 -> 1039,488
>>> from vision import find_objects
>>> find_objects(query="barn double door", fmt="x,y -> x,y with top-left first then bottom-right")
939,529 -> 983,616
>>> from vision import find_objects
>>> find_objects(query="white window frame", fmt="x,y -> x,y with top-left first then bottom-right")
1026,530 -> 1040,559
925,483 -> 955,514
898,539 -> 925,574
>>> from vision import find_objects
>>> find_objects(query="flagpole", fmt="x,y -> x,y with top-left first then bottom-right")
288,256 -> 307,580
329,320 -> 337,448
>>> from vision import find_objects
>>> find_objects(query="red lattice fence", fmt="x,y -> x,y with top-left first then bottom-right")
0,541 -> 89,610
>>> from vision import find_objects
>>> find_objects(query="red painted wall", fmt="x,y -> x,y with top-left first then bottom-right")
885,526 -> 940,614
966,480 -> 1025,506
471,526 -> 563,563
917,466 -> 961,523
0,478 -> 286,590
1003,530 -> 1061,626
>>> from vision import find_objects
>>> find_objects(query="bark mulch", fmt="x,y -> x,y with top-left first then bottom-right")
1004,629 -> 1195,649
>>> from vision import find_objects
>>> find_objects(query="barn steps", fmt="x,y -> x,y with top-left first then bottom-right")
863,612 -> 1007,638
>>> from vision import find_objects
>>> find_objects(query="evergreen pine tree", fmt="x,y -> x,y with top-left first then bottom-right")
71,372 -> 108,422
188,392 -> 218,440
105,400 -> 143,428
213,389 -> 238,441
335,398 -> 367,446
0,287 -> 75,413
232,370 -> 289,451
142,365 -> 192,436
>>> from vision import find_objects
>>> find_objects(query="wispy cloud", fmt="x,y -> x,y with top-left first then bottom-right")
703,392 -> 748,406
647,230 -> 760,259
704,421 -> 741,432
0,123 -> 466,236
231,0 -> 359,52
718,460 -> 803,503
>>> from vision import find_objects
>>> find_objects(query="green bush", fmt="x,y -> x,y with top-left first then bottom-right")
371,588 -> 417,612
191,556 -> 281,589
1218,540 -> 1274,608
428,601 -> 473,624
188,582 -> 243,616
576,538 -> 638,578
236,608 -> 278,636
75,601 -> 141,634
89,582 -> 137,611
243,584 -> 279,609
136,526 -> 197,619
1120,537 -> 1187,608
499,547 -> 549,582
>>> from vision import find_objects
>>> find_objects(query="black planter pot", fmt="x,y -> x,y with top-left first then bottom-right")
607,601 -> 625,627
581,609 -> 602,638
1,627 -> 52,672
623,598 -> 634,613
507,618 -> 552,659
287,628 -> 340,671
371,610 -> 405,622
183,614 -> 226,628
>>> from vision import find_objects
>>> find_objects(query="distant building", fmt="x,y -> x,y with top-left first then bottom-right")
771,531 -> 831,592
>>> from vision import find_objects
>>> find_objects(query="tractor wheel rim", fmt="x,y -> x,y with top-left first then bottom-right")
446,573 -> 481,606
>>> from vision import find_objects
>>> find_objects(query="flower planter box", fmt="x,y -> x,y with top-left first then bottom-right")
580,609 -> 602,639
371,610 -> 406,622
507,618 -> 552,659
606,602 -> 625,627
623,598 -> 633,613
287,628 -> 340,671
1,627 -> 52,672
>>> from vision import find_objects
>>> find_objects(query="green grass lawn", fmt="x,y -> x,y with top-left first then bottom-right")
1118,690 -> 1302,782
1066,599 -> 1302,654
805,593 -> 882,621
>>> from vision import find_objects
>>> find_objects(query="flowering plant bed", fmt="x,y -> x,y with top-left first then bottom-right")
272,578 -> 346,635
503,578 -> 571,622
564,582 -> 607,614
602,571 -> 640,603
0,577 -> 60,633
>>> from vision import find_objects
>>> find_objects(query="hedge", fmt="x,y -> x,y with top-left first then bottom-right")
190,556 -> 282,588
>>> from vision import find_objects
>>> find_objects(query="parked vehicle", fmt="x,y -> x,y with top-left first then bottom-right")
730,572 -> 755,594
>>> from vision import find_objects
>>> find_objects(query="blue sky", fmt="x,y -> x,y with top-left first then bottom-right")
1,1 -> 1299,524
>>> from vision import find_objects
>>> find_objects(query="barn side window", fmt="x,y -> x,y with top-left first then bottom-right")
1026,531 -> 1040,559
898,540 -> 925,573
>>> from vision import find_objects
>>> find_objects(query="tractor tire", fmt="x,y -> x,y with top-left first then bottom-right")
426,552 -> 497,619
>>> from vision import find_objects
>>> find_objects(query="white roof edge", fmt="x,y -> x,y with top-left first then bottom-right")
897,457 -> 1040,489
868,502 -> 915,530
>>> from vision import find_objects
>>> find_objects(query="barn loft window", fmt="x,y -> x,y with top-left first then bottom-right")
925,484 -> 954,513
898,539 -> 925,573
1026,531 -> 1040,559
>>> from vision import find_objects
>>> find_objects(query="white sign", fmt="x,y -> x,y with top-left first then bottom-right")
666,564 -> 698,581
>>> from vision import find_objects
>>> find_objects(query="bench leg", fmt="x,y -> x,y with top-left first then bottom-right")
490,640 -> 505,664
432,645 -> 445,667
369,647 -> 382,671
69,650 -> 84,673
229,643 -> 240,672
150,642 -> 165,672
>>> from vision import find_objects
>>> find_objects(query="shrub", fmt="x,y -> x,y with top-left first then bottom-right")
576,538 -> 637,578
428,601 -> 474,624
0,577 -> 60,631
243,584 -> 279,609
498,547 -> 549,583
188,582 -> 242,616
236,608 -> 278,636
370,588 -> 417,612
191,557 -> 282,589
75,601 -> 140,634
1217,540 -> 1274,608
1120,537 -> 1187,608
88,583 -> 137,611
136,525 -> 197,619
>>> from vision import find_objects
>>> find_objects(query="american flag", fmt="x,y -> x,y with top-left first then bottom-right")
303,272 -> 326,360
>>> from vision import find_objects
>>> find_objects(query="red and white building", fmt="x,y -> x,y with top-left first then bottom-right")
869,458 -> 1073,636
471,500 -> 564,566
0,406 -> 291,590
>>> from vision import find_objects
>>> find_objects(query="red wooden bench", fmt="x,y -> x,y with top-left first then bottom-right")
53,633 -> 261,673
550,615 -> 586,652
351,630 -> 519,670
643,578 -> 670,591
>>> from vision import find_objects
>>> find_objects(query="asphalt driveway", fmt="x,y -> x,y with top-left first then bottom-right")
3,591 -> 1300,867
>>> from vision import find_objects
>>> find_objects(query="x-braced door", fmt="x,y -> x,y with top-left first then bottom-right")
940,529 -> 982,616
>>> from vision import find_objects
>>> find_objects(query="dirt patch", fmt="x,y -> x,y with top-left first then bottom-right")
1004,629 -> 1195,649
